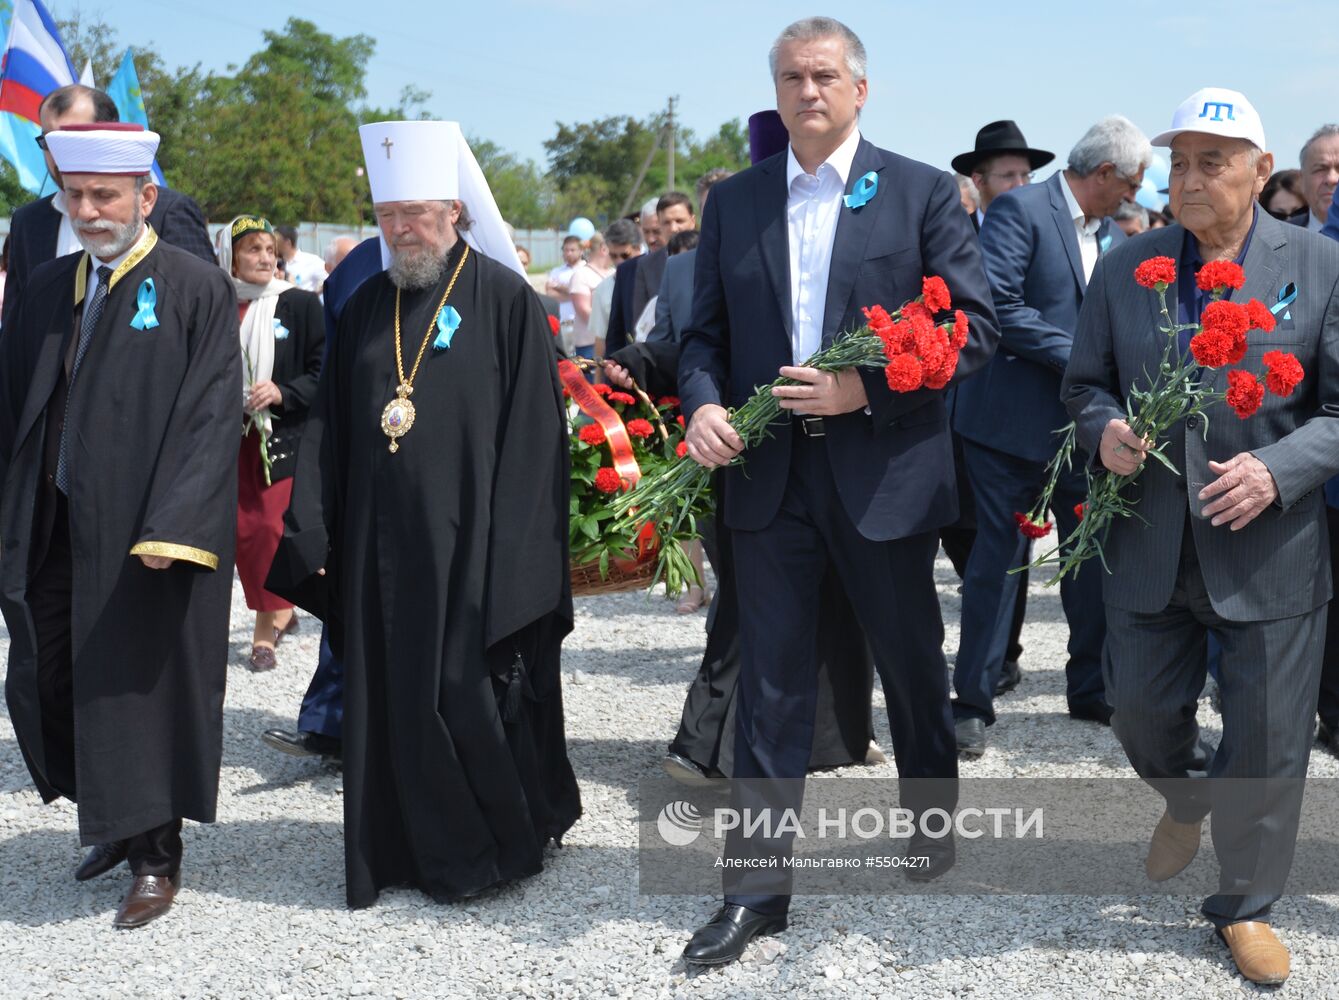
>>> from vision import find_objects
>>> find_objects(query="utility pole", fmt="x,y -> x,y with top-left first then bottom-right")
666,95 -> 677,192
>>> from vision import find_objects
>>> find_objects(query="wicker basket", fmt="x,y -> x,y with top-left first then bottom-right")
570,556 -> 657,597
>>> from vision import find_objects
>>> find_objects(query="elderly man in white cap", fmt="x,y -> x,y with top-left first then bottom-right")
1064,88 -> 1339,984
268,120 -> 580,910
0,122 -> 239,929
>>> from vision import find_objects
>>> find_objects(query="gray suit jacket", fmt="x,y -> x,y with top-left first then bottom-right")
647,249 -> 695,344
1062,211 -> 1339,621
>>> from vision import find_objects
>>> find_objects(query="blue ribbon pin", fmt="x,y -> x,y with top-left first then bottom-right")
273,318 -> 290,341
433,305 -> 462,351
1270,282 -> 1297,321
130,278 -> 159,330
843,171 -> 879,210
1099,234 -> 1113,254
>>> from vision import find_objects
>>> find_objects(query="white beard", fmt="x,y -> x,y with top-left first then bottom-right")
76,210 -> 143,260
388,244 -> 450,290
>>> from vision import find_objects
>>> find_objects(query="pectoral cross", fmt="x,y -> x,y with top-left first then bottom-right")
382,137 -> 394,159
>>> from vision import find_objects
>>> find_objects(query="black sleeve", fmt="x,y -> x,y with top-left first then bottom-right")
605,265 -> 630,355
274,290 -> 325,416
607,340 -> 681,398
157,190 -> 217,265
2,211 -> 32,332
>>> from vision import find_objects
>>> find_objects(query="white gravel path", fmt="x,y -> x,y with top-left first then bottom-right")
3,555 -> 1338,998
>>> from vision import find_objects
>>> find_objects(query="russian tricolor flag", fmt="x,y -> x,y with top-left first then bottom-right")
0,0 -> 74,124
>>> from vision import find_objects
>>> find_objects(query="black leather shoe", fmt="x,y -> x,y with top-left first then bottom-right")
662,751 -> 723,788
1068,700 -> 1114,725
1318,719 -> 1339,759
261,729 -> 342,760
74,841 -> 127,881
907,830 -> 956,882
955,716 -> 986,757
994,660 -> 1022,696
682,904 -> 787,966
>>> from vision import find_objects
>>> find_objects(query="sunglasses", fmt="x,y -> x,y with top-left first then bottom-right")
34,134 -> 47,150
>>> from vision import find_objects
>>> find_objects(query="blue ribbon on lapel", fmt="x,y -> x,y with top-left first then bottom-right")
1271,282 -> 1297,321
130,278 -> 158,330
1098,234 -> 1113,255
273,318 -> 290,340
433,305 -> 462,351
843,171 -> 879,210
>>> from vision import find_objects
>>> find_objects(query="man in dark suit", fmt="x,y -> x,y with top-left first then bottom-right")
951,116 -> 1150,754
647,170 -> 732,345
604,192 -> 694,353
1063,87 -> 1339,985
677,17 -> 998,966
952,120 -> 1053,233
3,84 -> 213,330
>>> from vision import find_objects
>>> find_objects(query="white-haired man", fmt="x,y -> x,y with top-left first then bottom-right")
1291,124 -> 1339,232
268,120 -> 580,910
0,122 -> 239,929
1063,87 -> 1339,985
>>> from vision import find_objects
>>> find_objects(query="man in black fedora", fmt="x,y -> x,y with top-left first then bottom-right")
952,120 -> 1054,231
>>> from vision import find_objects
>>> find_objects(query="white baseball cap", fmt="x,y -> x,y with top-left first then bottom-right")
1151,87 -> 1266,150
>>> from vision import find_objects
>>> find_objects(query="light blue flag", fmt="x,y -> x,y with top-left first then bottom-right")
106,48 -> 166,187
0,0 -> 57,194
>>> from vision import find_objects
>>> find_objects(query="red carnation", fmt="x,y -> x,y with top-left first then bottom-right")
1225,369 -> 1265,419
1246,298 -> 1276,333
921,275 -> 952,313
578,424 -> 606,446
1188,329 -> 1235,368
1134,256 -> 1177,289
863,304 -> 895,333
1013,512 -> 1053,539
675,441 -> 689,458
1196,260 -> 1245,293
885,353 -> 924,392
903,301 -> 934,326
1074,503 -> 1086,521
593,467 -> 623,494
924,350 -> 959,390
607,391 -> 637,405
676,415 -> 686,427
1262,350 -> 1305,397
913,325 -> 947,375
591,383 -> 613,396
949,310 -> 969,351
547,315 -> 561,336
657,395 -> 681,407
626,418 -> 655,438
1200,299 -> 1250,340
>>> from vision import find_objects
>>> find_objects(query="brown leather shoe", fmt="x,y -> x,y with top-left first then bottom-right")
1218,921 -> 1290,985
1144,810 -> 1202,881
274,614 -> 299,646
74,841 -> 127,881
248,645 -> 276,672
113,872 -> 180,929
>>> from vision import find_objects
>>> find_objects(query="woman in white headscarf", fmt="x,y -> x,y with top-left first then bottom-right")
222,216 -> 325,672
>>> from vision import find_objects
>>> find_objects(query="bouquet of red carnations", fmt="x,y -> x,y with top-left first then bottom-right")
1018,257 -> 1303,580
612,277 -> 969,579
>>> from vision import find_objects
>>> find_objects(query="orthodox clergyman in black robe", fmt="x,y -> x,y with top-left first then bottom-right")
268,120 -> 580,908
0,123 -> 239,929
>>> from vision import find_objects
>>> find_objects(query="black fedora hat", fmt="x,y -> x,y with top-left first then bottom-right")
951,120 -> 1054,176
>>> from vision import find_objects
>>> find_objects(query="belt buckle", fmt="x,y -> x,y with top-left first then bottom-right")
799,415 -> 825,438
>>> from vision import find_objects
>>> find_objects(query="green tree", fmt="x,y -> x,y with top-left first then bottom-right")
469,136 -> 554,229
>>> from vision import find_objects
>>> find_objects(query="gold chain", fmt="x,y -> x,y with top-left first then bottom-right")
393,244 -> 470,391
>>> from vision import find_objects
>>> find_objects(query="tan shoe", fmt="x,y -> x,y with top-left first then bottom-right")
1144,810 -> 1202,881
1218,921 -> 1290,985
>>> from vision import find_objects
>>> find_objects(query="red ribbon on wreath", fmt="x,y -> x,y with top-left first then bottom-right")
558,358 -> 642,489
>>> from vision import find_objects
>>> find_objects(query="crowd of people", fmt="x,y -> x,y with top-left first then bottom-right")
3,13 -> 1339,991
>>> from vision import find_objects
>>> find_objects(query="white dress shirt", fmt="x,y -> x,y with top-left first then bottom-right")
785,128 -> 862,363
51,191 -> 84,258
1059,173 -> 1102,283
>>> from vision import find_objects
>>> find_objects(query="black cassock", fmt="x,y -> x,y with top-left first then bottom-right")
0,234 -> 239,844
269,240 -> 581,908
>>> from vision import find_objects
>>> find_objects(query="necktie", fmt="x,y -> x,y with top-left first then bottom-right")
56,265 -> 113,495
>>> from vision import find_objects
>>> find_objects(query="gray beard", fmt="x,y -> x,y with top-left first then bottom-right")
388,246 -> 449,291
75,209 -> 143,260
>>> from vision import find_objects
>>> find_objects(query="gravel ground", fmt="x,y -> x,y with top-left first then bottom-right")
3,555 -> 1338,998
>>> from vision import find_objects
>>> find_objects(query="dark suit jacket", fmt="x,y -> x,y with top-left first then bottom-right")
679,138 -> 1000,540
3,186 -> 214,330
954,172 -> 1124,463
633,247 -> 668,318
604,254 -> 642,355
266,287 -> 326,482
647,249 -> 695,344
1062,212 -> 1339,620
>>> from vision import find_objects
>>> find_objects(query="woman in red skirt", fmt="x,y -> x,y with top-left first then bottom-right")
223,216 -> 325,671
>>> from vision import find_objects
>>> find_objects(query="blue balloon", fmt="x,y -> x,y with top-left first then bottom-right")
1136,178 -> 1163,211
567,217 -> 596,241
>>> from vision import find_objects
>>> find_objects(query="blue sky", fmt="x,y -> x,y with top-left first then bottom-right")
52,0 -> 1338,178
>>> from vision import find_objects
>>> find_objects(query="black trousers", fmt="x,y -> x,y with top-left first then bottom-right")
29,494 -> 183,877
1319,506 -> 1339,728
723,433 -> 958,914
